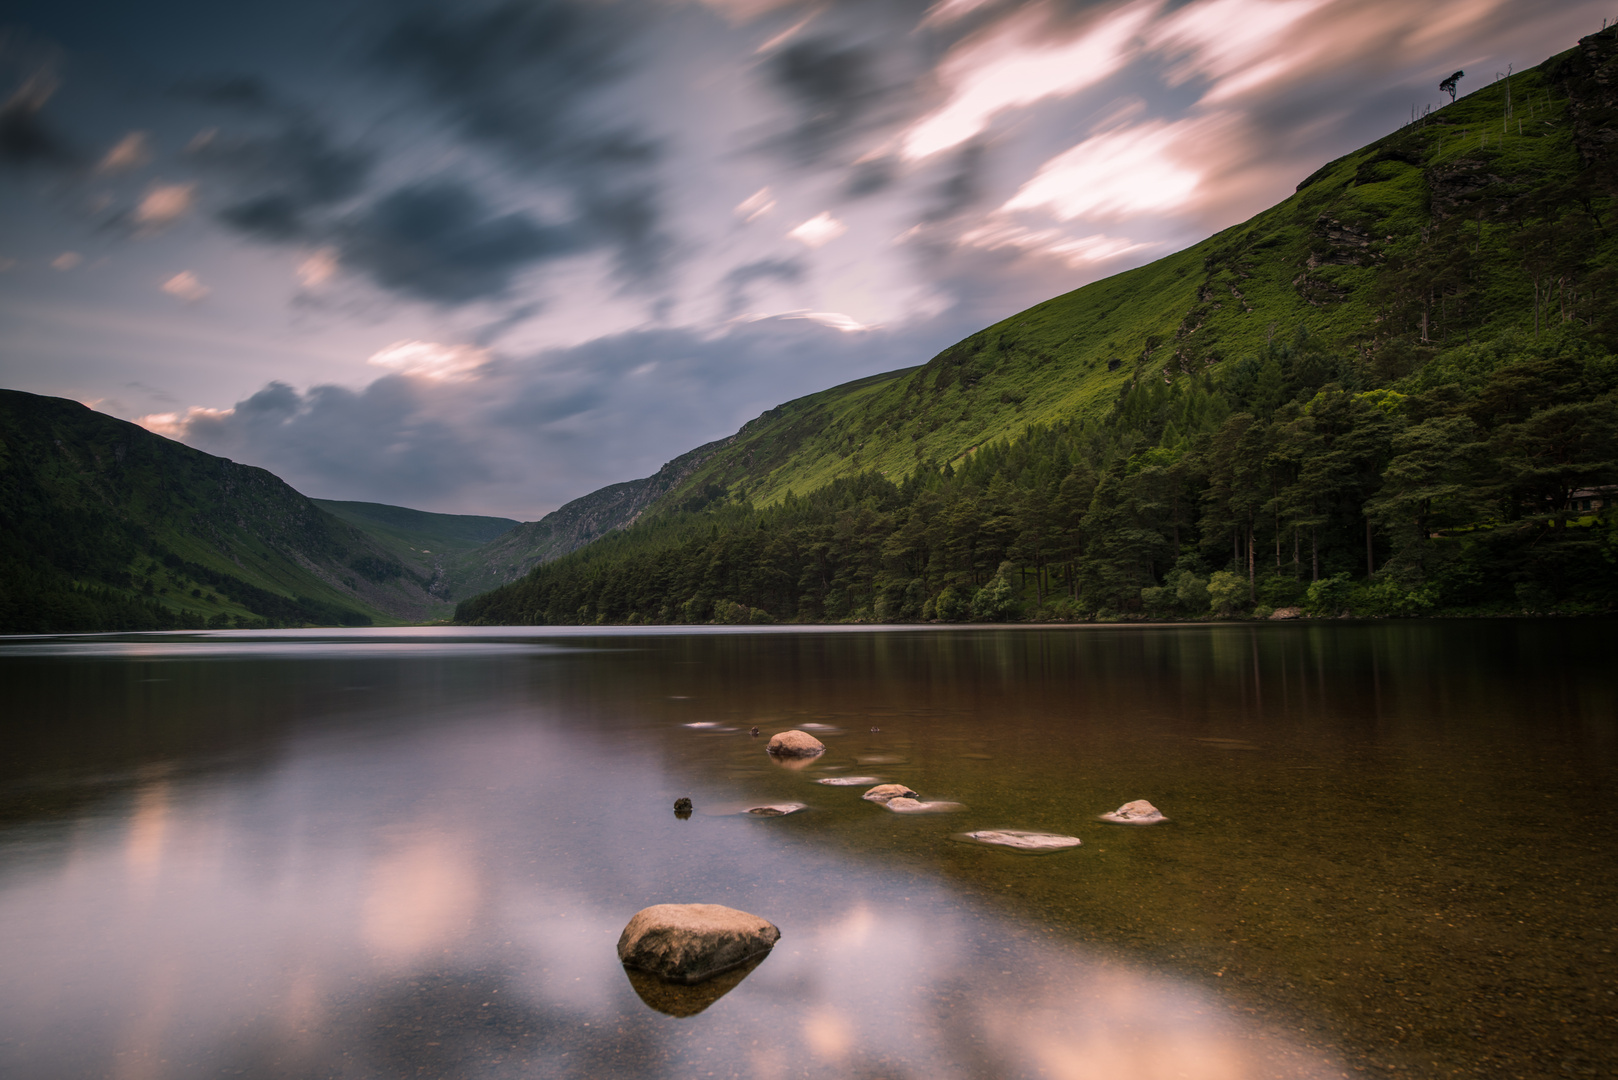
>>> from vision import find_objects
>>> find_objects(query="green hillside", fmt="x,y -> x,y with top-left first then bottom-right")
0,391 -> 450,632
459,27 -> 1618,626
313,499 -> 518,617
649,46 -> 1599,509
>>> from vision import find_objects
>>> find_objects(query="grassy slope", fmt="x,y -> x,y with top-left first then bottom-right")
657,61 -> 1578,509
314,500 -> 519,616
0,391 -> 450,629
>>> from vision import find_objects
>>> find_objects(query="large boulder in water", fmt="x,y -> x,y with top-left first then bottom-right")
765,730 -> 826,757
617,903 -> 781,985
1099,799 -> 1168,824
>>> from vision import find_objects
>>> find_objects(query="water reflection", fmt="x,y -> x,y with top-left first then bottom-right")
2,622 -> 1613,1079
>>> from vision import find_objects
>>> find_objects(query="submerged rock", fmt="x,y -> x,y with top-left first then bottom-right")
957,830 -> 1082,852
861,783 -> 918,803
617,903 -> 781,985
743,802 -> 808,816
1099,799 -> 1168,824
885,797 -> 966,814
816,776 -> 882,786
766,730 -> 826,757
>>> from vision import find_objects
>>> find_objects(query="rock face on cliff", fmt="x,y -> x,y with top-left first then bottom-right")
616,903 -> 781,984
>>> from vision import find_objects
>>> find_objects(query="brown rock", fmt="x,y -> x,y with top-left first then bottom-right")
765,730 -> 826,757
885,797 -> 966,814
862,783 -> 918,803
1099,799 -> 1168,824
617,903 -> 781,985
1269,606 -> 1303,620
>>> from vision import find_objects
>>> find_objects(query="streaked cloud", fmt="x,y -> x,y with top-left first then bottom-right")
957,222 -> 1156,267
50,251 -> 81,271
296,247 -> 338,288
97,131 -> 152,173
134,182 -> 195,227
1001,117 -> 1205,220
788,211 -> 847,248
161,271 -> 210,302
901,1 -> 1158,160
366,340 -> 491,382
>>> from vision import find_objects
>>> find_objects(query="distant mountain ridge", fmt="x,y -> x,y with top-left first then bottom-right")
0,390 -> 481,631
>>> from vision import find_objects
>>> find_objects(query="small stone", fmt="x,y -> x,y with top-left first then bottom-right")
957,830 -> 1081,852
816,776 -> 882,786
884,797 -> 966,814
862,784 -> 918,803
617,903 -> 780,985
766,730 -> 826,757
749,726 -> 760,736
1099,799 -> 1168,824
673,797 -> 693,812
743,802 -> 807,816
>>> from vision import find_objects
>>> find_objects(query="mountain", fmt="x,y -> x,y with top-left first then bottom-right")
458,27 -> 1618,626
0,390 -> 461,632
311,499 -> 518,618
439,428 -> 759,598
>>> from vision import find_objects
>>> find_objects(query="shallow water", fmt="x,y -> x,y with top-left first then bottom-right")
1,622 -> 1614,1079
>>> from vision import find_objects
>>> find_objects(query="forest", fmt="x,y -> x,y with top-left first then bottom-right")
457,324 -> 1618,626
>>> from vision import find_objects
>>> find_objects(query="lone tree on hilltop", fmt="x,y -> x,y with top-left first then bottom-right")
1440,70 -> 1464,104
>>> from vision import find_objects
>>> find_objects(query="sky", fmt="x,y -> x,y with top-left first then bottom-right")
0,0 -> 1609,520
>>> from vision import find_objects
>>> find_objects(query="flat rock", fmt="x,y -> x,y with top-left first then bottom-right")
862,783 -> 918,803
743,802 -> 807,816
617,903 -> 781,985
885,797 -> 966,814
816,776 -> 882,786
957,830 -> 1082,852
1269,606 -> 1304,620
1099,799 -> 1168,824
766,730 -> 826,757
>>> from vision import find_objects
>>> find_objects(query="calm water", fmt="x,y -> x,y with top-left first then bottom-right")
1,622 -> 1614,1080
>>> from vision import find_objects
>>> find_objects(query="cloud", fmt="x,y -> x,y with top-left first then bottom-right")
720,257 -> 805,316
134,182 -> 195,227
0,70 -> 75,169
788,211 -> 847,247
735,187 -> 777,222
97,131 -> 151,173
372,1 -> 673,285
763,35 -> 886,165
162,271 -> 210,302
192,117 -> 374,240
297,247 -> 338,288
334,180 -> 576,305
1001,117 -> 1204,220
367,340 -> 491,381
900,1 -> 1158,160
51,251 -> 80,271
145,315 -> 966,517
957,221 -> 1156,267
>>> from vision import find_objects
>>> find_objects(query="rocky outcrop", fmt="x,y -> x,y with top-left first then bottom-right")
616,903 -> 780,985
766,730 -> 826,757
1099,799 -> 1168,824
1269,606 -> 1304,620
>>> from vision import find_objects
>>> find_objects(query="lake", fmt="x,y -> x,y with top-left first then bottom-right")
1,622 -> 1613,1079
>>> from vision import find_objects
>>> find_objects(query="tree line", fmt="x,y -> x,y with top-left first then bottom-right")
458,324 -> 1618,626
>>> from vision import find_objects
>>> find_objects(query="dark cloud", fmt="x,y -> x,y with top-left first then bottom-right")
0,72 -> 75,169
335,181 -> 576,305
719,257 -> 805,317
372,0 -> 673,285
765,36 -> 886,166
844,156 -> 896,197
189,115 -> 373,239
922,141 -> 985,222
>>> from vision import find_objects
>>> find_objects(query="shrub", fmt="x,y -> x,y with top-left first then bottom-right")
1207,571 -> 1248,616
